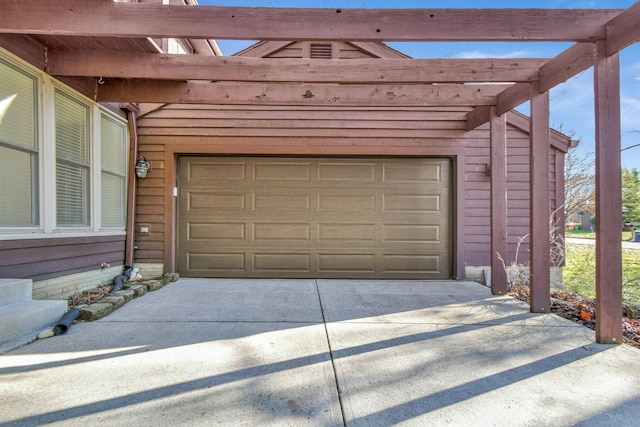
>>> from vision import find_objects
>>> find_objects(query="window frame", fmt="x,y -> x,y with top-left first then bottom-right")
0,48 -> 129,240
0,56 -> 41,228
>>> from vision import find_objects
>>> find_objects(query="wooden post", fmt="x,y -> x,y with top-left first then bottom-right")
490,107 -> 508,294
529,81 -> 551,313
594,40 -> 623,344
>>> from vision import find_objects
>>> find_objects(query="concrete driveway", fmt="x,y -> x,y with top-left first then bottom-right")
2,278 -> 640,426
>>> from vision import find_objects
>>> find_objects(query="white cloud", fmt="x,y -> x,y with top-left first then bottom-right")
621,95 -> 640,129
455,50 -> 533,59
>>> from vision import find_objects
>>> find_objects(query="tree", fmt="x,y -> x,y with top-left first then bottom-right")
622,168 -> 640,224
564,142 -> 595,220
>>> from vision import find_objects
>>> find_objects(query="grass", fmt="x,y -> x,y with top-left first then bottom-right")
563,243 -> 640,307
565,229 -> 633,240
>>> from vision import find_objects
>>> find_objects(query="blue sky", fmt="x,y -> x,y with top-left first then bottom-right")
202,0 -> 640,170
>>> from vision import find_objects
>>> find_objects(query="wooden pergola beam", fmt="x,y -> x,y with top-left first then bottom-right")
490,107 -> 508,295
529,81 -> 551,314
0,1 -> 621,42
96,79 -> 510,106
594,40 -> 623,344
465,42 -> 598,129
539,42 -> 597,93
606,0 -> 640,55
46,49 -> 545,84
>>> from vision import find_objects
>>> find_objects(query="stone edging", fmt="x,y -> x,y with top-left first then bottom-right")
77,273 -> 180,322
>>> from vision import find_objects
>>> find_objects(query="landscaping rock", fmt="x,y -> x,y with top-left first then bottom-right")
80,303 -> 113,321
164,272 -> 179,282
98,295 -> 125,310
124,284 -> 147,298
145,279 -> 164,292
113,289 -> 135,303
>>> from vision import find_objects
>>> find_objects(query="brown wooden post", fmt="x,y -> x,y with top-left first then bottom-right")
529,81 -> 551,313
490,107 -> 508,294
594,40 -> 623,344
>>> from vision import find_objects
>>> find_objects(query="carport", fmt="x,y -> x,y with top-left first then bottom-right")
1,1 -> 639,344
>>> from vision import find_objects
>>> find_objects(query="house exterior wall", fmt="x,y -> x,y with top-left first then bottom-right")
0,46 -> 130,299
0,235 -> 126,299
134,104 -> 565,278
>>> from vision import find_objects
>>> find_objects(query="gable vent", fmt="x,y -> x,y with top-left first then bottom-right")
310,43 -> 332,59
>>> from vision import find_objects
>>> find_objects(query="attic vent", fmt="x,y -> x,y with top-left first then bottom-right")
310,43 -> 332,59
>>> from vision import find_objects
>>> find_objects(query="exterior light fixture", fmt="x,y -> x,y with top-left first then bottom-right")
135,156 -> 150,178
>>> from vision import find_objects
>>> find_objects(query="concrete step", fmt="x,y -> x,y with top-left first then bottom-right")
0,279 -> 33,307
0,299 -> 68,354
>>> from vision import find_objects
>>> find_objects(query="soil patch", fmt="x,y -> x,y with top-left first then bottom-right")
509,283 -> 640,349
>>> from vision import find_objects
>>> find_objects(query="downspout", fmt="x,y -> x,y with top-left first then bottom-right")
122,103 -> 140,269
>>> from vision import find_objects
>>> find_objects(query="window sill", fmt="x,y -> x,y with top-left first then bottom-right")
0,229 -> 126,241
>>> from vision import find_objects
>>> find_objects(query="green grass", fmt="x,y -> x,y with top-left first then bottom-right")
565,230 -> 633,241
563,243 -> 640,307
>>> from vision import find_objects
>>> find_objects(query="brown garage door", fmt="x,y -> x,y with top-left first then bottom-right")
177,156 -> 452,279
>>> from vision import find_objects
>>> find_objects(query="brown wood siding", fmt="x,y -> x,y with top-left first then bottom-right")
0,235 -> 126,281
136,104 -> 563,274
263,41 -> 374,59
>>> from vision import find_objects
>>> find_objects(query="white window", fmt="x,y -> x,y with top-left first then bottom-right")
0,48 -> 129,238
100,114 -> 128,227
54,89 -> 91,227
0,57 -> 39,226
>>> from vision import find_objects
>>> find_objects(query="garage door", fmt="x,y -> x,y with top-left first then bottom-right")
177,156 -> 452,279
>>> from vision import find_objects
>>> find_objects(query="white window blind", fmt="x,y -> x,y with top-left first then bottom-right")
0,57 -> 39,226
55,89 -> 90,227
100,114 -> 127,227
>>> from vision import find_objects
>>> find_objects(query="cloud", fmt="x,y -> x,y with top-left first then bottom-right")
621,95 -> 640,129
455,50 -> 533,59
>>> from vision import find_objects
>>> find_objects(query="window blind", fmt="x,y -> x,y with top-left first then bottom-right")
0,58 -> 39,226
55,89 -> 90,227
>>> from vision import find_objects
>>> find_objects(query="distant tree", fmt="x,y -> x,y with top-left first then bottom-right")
564,142 -> 595,220
622,168 -> 640,224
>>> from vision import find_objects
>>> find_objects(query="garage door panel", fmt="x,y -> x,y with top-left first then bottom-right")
253,223 -> 311,241
253,193 -> 311,211
188,161 -> 246,181
178,156 -> 452,279
318,254 -> 377,273
318,194 -> 376,211
188,192 -> 246,211
318,223 -> 376,241
254,162 -> 312,181
383,254 -> 441,274
188,222 -> 246,240
253,253 -> 311,272
188,252 -> 246,271
382,224 -> 440,242
383,163 -> 442,182
318,162 -> 376,182
383,194 -> 441,212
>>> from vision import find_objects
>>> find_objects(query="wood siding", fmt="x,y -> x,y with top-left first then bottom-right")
135,104 -> 565,274
0,235 -> 126,281
253,41 -> 386,59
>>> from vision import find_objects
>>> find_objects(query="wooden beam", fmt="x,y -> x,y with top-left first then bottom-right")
47,49 -> 546,84
490,107 -> 508,295
96,80 -> 510,106
472,42 -> 596,128
529,81 -> 551,314
464,106 -> 491,131
594,40 -> 623,344
606,0 -> 640,55
496,83 -> 531,116
0,1 -> 621,42
539,42 -> 596,93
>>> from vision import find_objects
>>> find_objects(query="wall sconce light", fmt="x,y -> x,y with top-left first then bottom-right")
135,156 -> 150,178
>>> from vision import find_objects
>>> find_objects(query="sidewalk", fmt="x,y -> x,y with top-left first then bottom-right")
2,279 -> 640,426
566,236 -> 640,250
